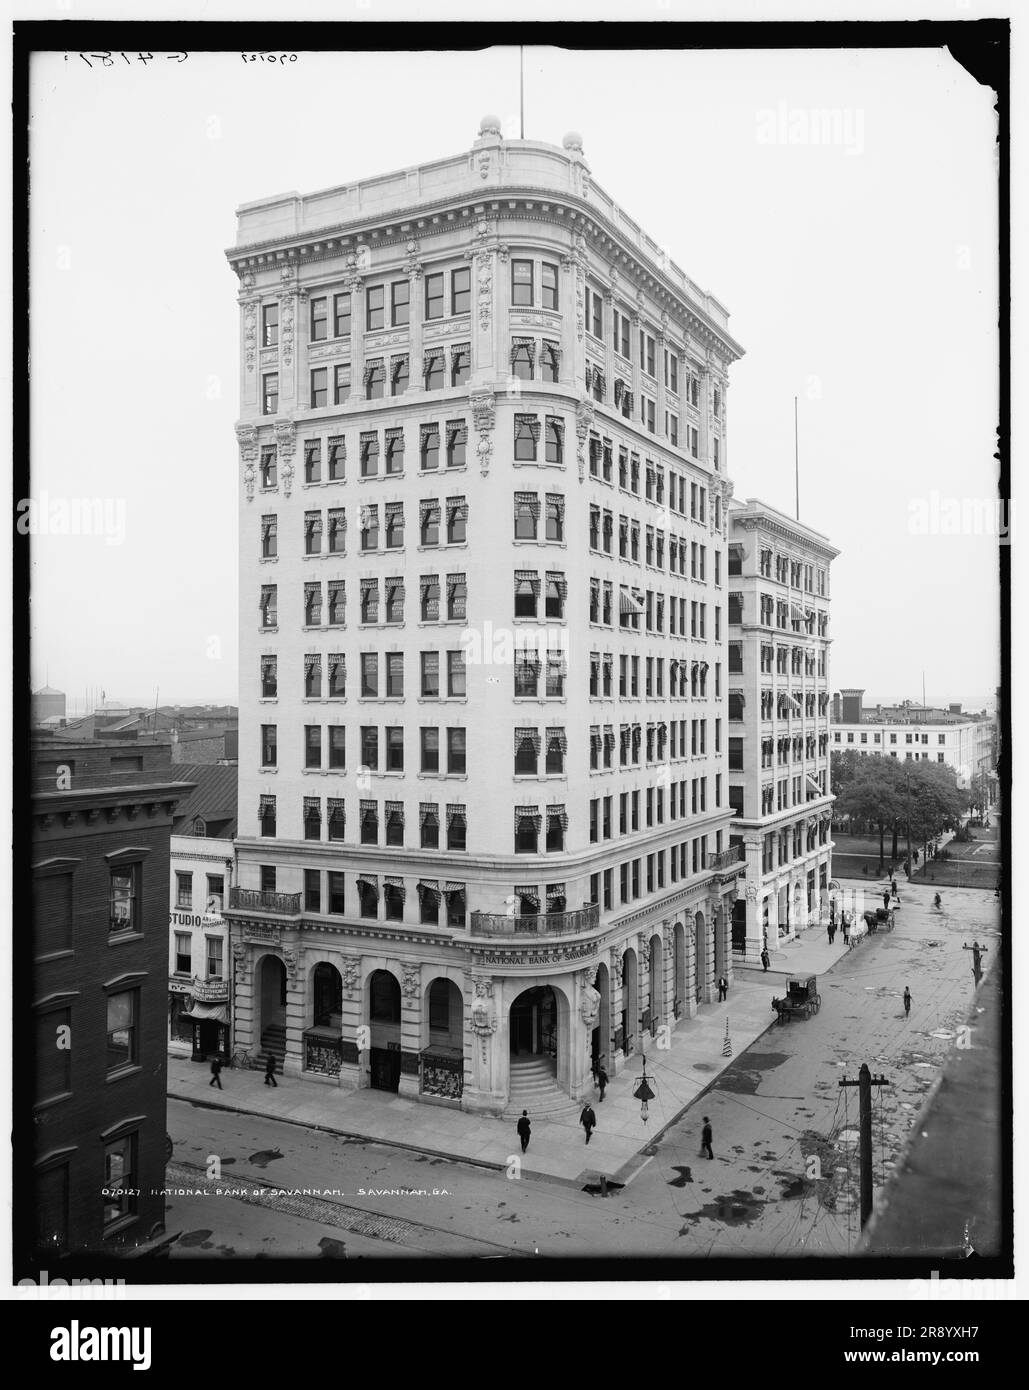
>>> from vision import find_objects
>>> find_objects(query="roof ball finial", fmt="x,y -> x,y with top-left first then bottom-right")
479,113 -> 503,138
562,130 -> 584,154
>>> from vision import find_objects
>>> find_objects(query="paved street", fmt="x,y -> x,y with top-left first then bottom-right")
165,879 -> 1000,1259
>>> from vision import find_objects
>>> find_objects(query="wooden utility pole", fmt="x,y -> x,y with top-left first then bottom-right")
839,1063 -> 892,1228
963,941 -> 987,987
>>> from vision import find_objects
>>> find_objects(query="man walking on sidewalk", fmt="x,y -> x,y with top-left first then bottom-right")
580,1102 -> 597,1145
596,1064 -> 608,1101
717,976 -> 729,1002
701,1116 -> 714,1160
516,1110 -> 531,1153
264,1053 -> 278,1087
209,1056 -> 223,1090
760,948 -> 770,972
903,986 -> 912,1018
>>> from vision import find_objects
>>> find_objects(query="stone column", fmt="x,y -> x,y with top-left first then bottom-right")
231,940 -> 255,1060
603,290 -> 615,406
658,922 -> 675,1034
630,310 -> 642,426
570,969 -> 598,1101
345,269 -> 365,403
277,266 -> 301,411
469,226 -> 497,385
399,963 -> 422,1100
461,976 -> 504,1115
560,241 -> 584,390
655,327 -> 668,437
684,922 -> 698,1018
609,949 -> 626,1075
238,269 -> 259,413
406,242 -> 424,383
337,956 -> 363,1092
282,943 -> 304,1079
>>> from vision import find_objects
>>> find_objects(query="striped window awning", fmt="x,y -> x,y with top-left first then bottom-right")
450,342 -> 470,364
390,355 -> 408,379
364,358 -> 384,384
446,804 -> 465,826
260,655 -> 276,673
419,803 -> 438,826
444,881 -> 465,895
515,806 -> 542,830
510,337 -> 535,366
515,885 -> 540,909
304,654 -> 322,672
418,879 -> 441,899
385,800 -> 404,815
446,572 -> 466,592
547,805 -> 569,830
516,728 -> 542,753
384,501 -> 404,518
259,795 -> 275,813
421,423 -> 440,444
420,498 -> 440,520
547,728 -> 568,753
446,496 -> 468,519
423,347 -> 444,365
385,577 -> 404,597
356,873 -> 378,889
446,420 -> 467,444
384,875 -> 404,889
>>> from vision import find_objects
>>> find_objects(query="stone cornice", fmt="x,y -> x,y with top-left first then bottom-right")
227,189 -> 743,363
730,510 -> 841,562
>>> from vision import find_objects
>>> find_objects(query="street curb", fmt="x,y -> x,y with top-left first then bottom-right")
169,1089 -> 510,1176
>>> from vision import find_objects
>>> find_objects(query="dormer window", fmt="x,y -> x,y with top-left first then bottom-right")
193,817 -> 207,838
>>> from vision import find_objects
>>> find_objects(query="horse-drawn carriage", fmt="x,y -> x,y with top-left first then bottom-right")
771,974 -> 821,1023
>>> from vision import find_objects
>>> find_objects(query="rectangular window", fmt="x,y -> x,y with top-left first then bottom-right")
451,346 -> 470,387
421,727 -> 440,773
262,372 -> 278,416
175,872 -> 192,909
512,259 -> 534,306
310,296 -> 328,341
360,653 -> 378,698
391,279 -> 410,326
447,650 -> 466,697
109,864 -> 139,936
541,262 -> 558,310
174,931 -> 191,974
329,726 -> 346,770
386,651 -> 404,698
305,725 -> 322,769
446,420 -> 467,468
106,990 -> 138,1074
366,284 -> 385,330
334,292 -> 351,338
421,424 -> 440,472
386,727 -> 404,771
103,1132 -> 138,1229
452,266 -> 471,315
333,366 -> 350,406
262,302 -> 278,346
447,727 -> 466,774
424,272 -> 444,321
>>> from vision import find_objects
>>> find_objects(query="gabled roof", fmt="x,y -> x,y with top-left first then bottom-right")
171,762 -> 238,837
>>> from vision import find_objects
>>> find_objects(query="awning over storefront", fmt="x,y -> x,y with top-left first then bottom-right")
183,1001 -> 229,1023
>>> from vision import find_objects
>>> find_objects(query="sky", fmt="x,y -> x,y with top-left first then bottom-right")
26,38 -> 1002,712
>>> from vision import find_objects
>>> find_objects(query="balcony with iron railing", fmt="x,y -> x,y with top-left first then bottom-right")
227,887 -> 302,917
710,843 -> 746,875
469,902 -> 600,938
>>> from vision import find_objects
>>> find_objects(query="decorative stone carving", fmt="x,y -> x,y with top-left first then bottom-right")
232,942 -> 246,979
473,978 -> 494,999
279,292 -> 295,369
745,882 -> 759,904
282,948 -> 298,987
469,993 -> 497,1063
612,954 -> 624,990
243,301 -> 257,373
403,239 -> 422,278
236,423 -> 259,501
470,387 -> 496,477
579,983 -> 601,1028
341,957 -> 359,998
401,964 -> 420,999
476,251 -> 492,331
274,418 -> 296,460
575,398 -> 594,483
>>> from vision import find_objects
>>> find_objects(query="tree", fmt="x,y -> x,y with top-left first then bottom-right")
836,756 -> 905,867
830,749 -> 865,809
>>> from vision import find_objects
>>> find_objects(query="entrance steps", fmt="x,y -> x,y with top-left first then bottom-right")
503,1056 -> 579,1120
260,1024 -> 286,1064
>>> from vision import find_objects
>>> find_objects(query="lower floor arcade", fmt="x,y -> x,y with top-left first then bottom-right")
227,886 -> 736,1115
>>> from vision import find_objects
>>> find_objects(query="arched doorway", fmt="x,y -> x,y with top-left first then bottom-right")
731,898 -> 747,955
366,969 -> 402,1092
510,985 -> 557,1059
259,955 -> 286,1064
694,911 -> 707,1003
621,948 -> 638,1055
673,923 -> 686,1017
648,933 -> 663,1036
420,977 -> 464,1101
593,963 -> 610,1076
304,963 -> 343,1077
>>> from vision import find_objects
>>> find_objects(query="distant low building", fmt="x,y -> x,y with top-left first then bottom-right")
831,690 -> 997,794
32,686 -> 66,726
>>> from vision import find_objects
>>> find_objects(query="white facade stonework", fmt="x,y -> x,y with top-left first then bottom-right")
225,120 -> 747,1113
726,499 -> 839,962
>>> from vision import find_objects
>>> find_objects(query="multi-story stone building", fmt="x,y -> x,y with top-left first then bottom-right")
225,118 -> 745,1116
725,500 -> 839,962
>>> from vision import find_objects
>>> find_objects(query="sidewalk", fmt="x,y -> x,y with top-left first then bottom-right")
168,932 -> 851,1186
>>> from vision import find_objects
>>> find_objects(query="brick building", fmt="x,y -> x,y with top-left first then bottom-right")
25,738 -> 193,1261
